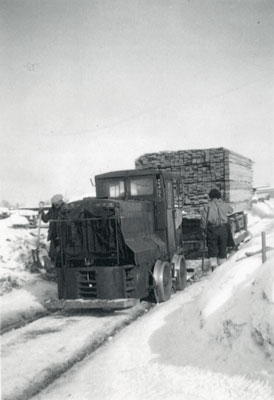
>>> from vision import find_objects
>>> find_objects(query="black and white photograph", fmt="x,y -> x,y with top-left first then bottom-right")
1,1 -> 274,399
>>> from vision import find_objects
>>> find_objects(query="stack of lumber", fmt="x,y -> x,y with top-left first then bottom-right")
135,147 -> 253,213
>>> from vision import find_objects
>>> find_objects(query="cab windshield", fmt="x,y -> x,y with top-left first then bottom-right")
129,177 -> 154,196
100,179 -> 125,198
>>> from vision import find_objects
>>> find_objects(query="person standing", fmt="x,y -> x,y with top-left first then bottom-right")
40,194 -> 66,263
201,188 -> 233,271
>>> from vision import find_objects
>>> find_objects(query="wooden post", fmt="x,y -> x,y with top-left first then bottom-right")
262,232 -> 266,263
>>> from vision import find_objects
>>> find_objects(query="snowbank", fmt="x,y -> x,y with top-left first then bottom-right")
1,279 -> 57,332
0,212 -> 57,331
195,200 -> 274,382
8,214 -> 30,227
0,207 -> 10,219
197,253 -> 274,373
249,199 -> 274,223
0,212 -> 52,289
16,209 -> 38,217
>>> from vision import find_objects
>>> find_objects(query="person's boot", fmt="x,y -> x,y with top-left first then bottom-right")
218,258 -> 226,266
209,257 -> 218,272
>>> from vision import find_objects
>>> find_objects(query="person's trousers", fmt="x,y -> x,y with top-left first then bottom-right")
207,224 -> 228,259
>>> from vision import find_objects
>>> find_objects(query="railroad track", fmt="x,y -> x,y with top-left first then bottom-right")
1,310 -> 50,335
1,300 -> 153,400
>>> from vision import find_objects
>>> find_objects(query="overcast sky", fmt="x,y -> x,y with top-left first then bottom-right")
1,0 -> 273,206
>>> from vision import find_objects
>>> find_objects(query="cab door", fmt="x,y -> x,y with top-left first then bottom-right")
165,179 -> 177,254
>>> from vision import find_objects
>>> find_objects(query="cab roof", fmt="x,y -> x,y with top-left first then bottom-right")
95,169 -> 182,180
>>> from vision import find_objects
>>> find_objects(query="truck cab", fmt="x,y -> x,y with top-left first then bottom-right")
95,169 -> 183,255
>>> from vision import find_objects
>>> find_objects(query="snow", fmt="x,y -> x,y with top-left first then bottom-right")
0,207 -> 10,219
15,209 -> 37,217
1,302 -> 152,399
0,218 -> 35,292
1,218 -> 36,288
1,201 -> 274,399
250,201 -> 274,219
8,214 -> 30,227
0,212 -> 55,331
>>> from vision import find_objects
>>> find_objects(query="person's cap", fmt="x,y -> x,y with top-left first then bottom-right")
51,194 -> 63,205
208,189 -> 221,199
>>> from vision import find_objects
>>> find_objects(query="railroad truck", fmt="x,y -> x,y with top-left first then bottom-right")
48,168 -> 248,310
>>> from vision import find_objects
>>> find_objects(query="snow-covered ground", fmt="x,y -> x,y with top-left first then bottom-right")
1,201 -> 274,399
0,213 -> 48,293
0,213 -> 56,331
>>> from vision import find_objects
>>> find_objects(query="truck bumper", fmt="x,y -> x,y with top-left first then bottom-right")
44,298 -> 140,311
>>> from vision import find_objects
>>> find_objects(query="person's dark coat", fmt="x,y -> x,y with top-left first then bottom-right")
41,204 -> 66,262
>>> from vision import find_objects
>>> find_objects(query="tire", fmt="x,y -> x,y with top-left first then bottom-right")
172,254 -> 187,291
153,260 -> 172,302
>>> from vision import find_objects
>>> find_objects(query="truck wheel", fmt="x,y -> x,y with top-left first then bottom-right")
153,260 -> 172,302
172,254 -> 187,291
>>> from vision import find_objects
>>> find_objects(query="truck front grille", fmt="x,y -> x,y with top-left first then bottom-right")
77,270 -> 97,298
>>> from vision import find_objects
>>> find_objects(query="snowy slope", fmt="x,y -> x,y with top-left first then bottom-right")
0,213 -> 56,331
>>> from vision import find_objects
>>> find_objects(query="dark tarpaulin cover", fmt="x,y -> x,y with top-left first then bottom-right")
59,204 -> 127,261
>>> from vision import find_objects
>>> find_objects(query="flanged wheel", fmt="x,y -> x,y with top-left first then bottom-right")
172,254 -> 187,291
153,260 -> 172,302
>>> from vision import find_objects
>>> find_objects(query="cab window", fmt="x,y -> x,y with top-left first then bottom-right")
100,180 -> 125,198
129,177 -> 154,196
